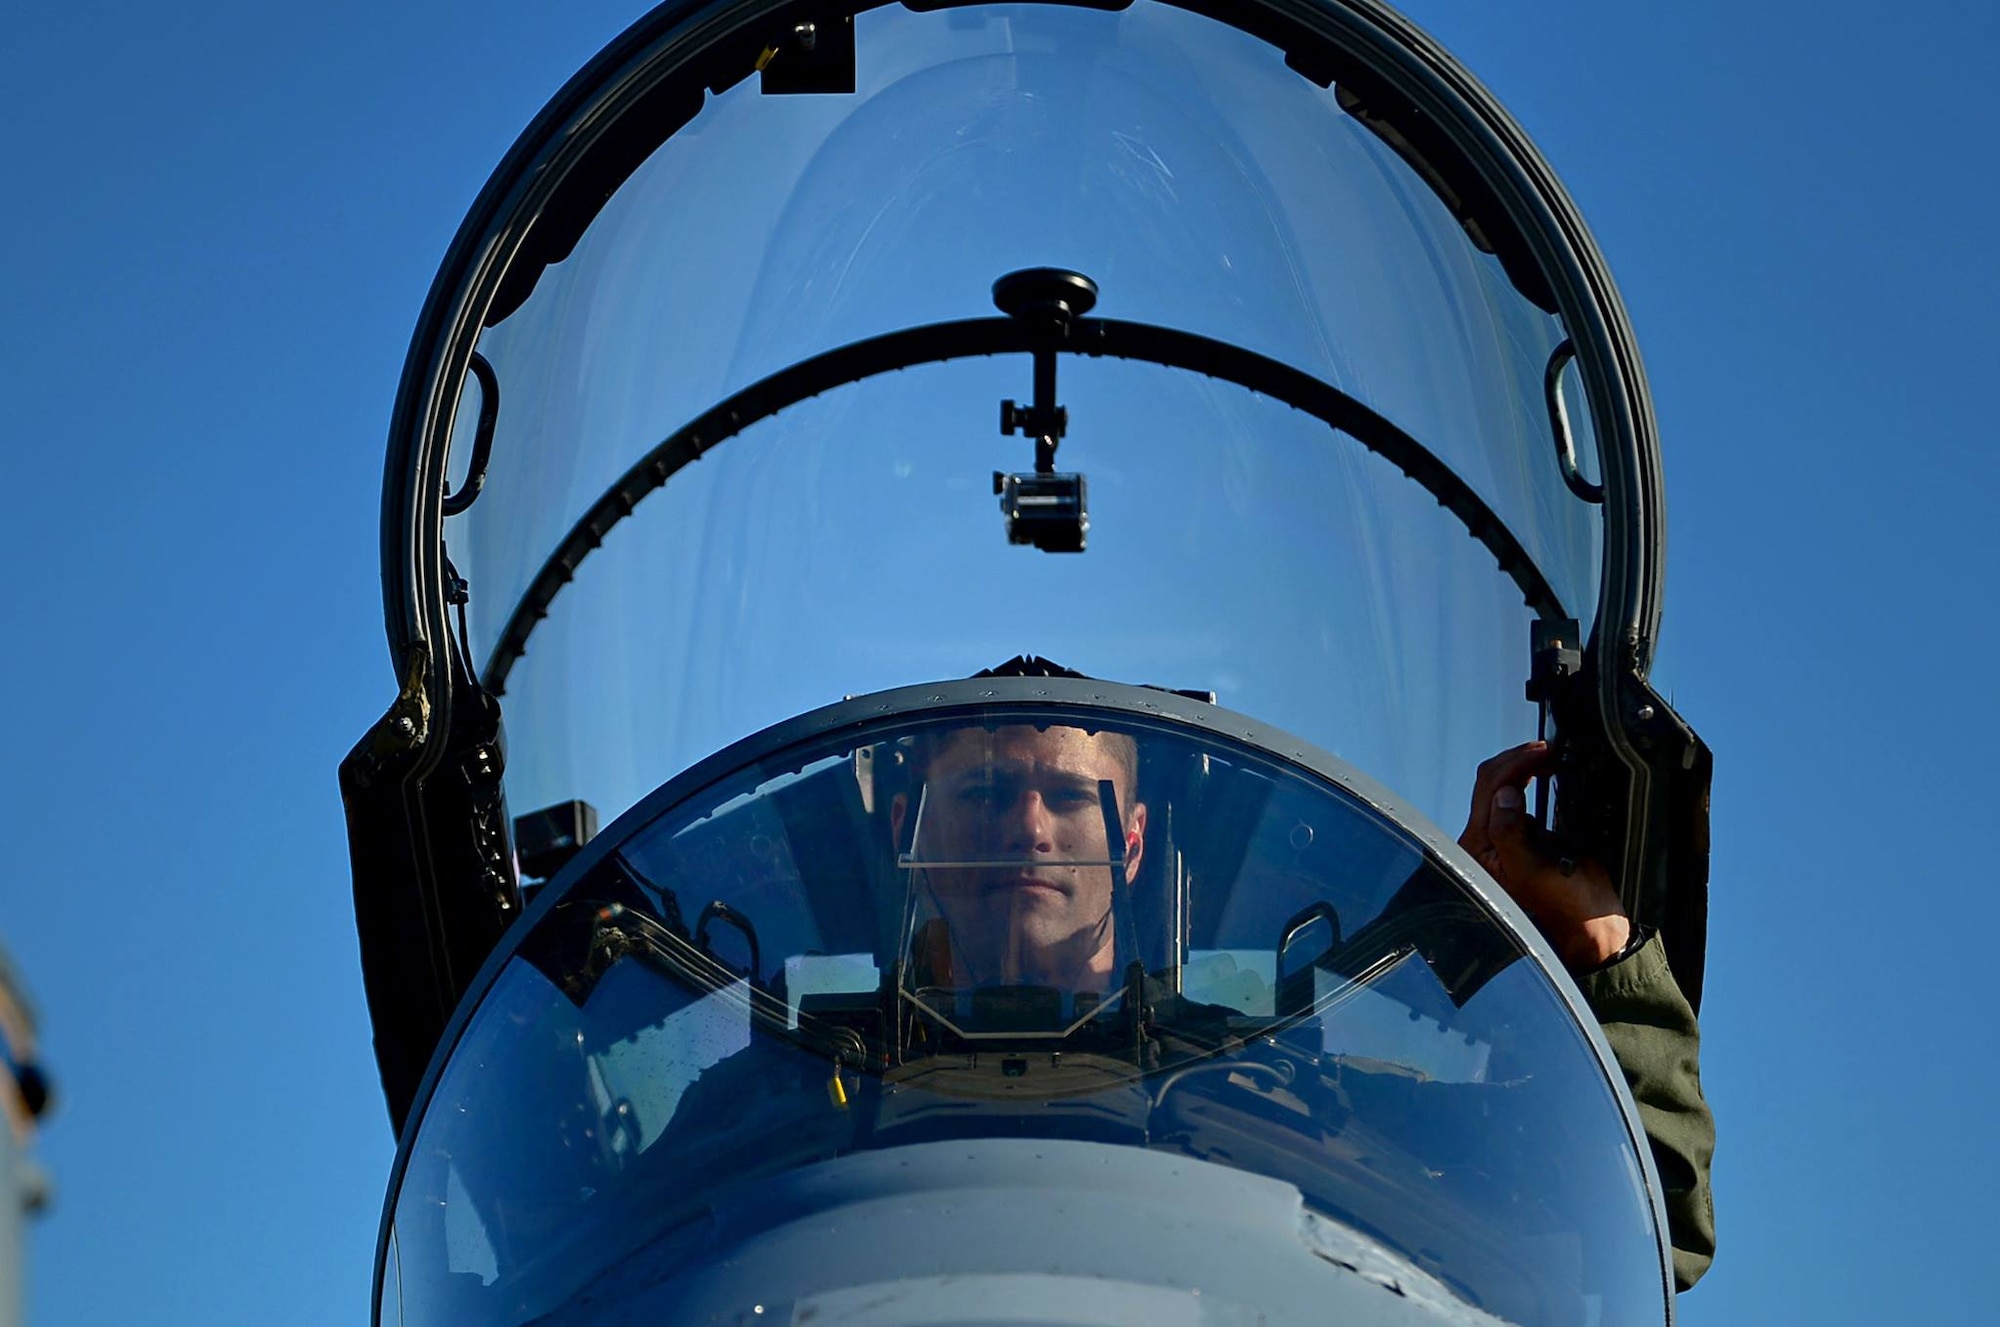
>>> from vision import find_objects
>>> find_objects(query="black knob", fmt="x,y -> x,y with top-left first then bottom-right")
992,268 -> 1099,326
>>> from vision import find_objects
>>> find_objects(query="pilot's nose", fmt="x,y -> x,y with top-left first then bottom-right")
1002,792 -> 1058,855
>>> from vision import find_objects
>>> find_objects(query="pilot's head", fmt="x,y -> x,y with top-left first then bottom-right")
893,723 -> 1147,991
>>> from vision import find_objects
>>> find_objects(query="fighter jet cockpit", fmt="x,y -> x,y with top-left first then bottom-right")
341,2 -> 1714,1324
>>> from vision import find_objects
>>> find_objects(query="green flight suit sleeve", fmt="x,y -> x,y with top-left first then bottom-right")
1578,932 -> 1716,1291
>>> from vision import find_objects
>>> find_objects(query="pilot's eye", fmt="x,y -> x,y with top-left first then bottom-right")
955,783 -> 1003,808
1046,787 -> 1095,812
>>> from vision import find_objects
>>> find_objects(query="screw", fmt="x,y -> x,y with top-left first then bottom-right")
1634,704 -> 1656,722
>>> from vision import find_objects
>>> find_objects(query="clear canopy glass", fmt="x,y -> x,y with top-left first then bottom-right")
388,702 -> 1660,1325
445,0 -> 1607,831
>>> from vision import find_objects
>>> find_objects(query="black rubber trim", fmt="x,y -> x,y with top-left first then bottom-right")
479,315 -> 1571,694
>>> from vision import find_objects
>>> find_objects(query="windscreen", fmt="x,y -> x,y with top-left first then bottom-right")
387,704 -> 1662,1326
444,0 -> 1607,831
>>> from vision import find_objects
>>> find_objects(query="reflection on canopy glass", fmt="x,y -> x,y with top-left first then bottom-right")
391,706 -> 1661,1326
450,0 -> 1606,831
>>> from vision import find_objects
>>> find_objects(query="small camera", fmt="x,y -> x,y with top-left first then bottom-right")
994,470 -> 1089,553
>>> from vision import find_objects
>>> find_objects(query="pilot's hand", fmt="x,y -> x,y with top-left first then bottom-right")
1459,740 -> 1633,973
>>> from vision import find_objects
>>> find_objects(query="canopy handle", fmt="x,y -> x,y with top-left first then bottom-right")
442,351 -> 500,517
1276,901 -> 1344,1018
695,900 -> 762,982
1543,340 -> 1605,504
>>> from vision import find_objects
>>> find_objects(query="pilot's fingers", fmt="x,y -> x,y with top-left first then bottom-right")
1460,740 -> 1553,851
1474,740 -> 1556,795
1482,786 -> 1630,969
1483,782 -> 1546,885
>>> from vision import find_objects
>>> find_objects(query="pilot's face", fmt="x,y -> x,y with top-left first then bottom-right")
911,725 -> 1145,989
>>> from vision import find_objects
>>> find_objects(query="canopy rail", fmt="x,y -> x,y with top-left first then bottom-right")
477,314 -> 1572,695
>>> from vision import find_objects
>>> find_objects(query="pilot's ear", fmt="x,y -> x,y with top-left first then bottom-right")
1123,802 -> 1149,884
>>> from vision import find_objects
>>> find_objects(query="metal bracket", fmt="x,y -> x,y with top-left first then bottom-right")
993,268 -> 1096,551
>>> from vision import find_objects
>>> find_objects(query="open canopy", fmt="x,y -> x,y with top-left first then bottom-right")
438,0 -> 1609,833
346,0 -> 1709,1141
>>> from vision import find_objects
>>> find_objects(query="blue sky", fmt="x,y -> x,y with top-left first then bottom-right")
3,1 -> 1995,1323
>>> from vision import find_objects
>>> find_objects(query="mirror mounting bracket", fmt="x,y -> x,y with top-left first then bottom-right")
993,268 -> 1097,552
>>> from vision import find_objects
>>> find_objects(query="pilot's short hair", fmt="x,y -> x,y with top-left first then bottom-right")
908,656 -> 1142,800
909,722 -> 1139,805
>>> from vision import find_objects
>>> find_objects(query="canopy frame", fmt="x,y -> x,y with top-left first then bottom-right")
343,0 -> 1712,1134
